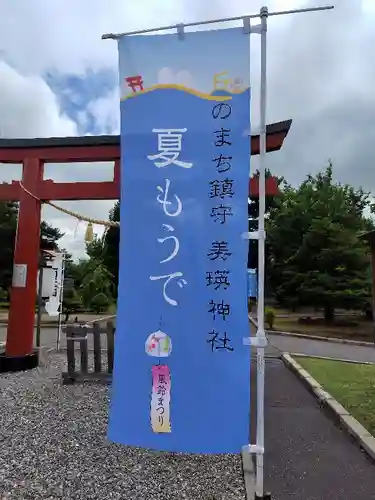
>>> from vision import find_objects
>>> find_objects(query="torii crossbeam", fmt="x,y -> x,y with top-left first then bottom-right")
0,119 -> 291,371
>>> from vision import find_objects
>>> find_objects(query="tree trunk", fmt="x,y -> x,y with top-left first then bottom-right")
324,305 -> 334,323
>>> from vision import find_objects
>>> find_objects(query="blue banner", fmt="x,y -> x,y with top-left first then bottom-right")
108,27 -> 251,454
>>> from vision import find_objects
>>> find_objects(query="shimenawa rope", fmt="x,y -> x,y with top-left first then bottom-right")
19,182 -> 120,226
18,181 -> 119,242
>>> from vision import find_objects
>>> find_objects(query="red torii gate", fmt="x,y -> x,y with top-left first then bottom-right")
0,119 -> 291,371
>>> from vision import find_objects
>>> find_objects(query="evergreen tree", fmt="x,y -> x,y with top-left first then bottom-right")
267,161 -> 373,320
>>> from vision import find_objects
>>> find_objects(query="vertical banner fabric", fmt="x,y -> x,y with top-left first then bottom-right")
43,253 -> 64,317
108,27 -> 251,454
247,269 -> 258,298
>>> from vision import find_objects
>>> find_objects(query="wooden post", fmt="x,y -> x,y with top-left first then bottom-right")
80,332 -> 88,374
107,321 -> 115,374
93,322 -> 102,373
66,325 -> 76,376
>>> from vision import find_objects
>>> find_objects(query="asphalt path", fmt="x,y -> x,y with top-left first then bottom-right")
268,333 -> 375,363
251,358 -> 375,499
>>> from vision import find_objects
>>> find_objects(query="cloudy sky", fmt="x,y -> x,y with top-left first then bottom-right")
0,0 -> 371,258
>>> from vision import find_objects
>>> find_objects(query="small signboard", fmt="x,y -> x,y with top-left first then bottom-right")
12,264 -> 27,288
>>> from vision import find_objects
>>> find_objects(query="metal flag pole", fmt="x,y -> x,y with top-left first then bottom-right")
254,6 -> 268,498
247,5 -> 334,499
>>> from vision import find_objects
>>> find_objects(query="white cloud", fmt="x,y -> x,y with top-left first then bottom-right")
0,62 -> 77,138
0,61 -> 88,258
86,88 -> 120,134
0,60 -> 115,260
157,67 -> 195,88
362,0 -> 375,14
0,0 -> 373,260
0,0 -> 185,77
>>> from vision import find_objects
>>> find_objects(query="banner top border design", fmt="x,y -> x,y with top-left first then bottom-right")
120,84 -> 251,103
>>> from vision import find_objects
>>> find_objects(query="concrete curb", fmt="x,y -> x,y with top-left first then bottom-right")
282,353 -> 375,463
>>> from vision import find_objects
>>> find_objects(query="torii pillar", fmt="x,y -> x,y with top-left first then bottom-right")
0,119 -> 291,372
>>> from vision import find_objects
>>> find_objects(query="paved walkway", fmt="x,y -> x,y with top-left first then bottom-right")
251,357 -> 375,499
268,333 -> 375,363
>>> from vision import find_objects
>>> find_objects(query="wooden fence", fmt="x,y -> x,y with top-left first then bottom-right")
61,321 -> 115,384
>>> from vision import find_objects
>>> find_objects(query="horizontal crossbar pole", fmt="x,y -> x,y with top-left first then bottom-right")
102,5 -> 334,39
0,176 -> 280,201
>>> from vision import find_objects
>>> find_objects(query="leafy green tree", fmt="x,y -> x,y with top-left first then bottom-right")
102,201 -> 120,296
66,257 -> 114,311
0,201 -> 18,293
62,288 -> 82,322
248,170 -> 283,300
79,260 -> 114,310
267,161 -> 373,320
91,292 -> 110,314
40,221 -> 64,251
65,258 -> 88,286
86,234 -> 105,261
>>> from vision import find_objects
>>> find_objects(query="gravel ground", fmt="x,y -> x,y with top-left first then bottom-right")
0,352 -> 245,500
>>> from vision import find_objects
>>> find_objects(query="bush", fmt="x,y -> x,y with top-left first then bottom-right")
265,307 -> 276,330
91,292 -> 110,314
107,302 -> 117,314
363,301 -> 373,321
62,288 -> 83,322
248,298 -> 256,313
0,288 -> 8,304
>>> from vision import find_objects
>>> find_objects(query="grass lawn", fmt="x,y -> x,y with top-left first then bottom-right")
296,356 -> 375,436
